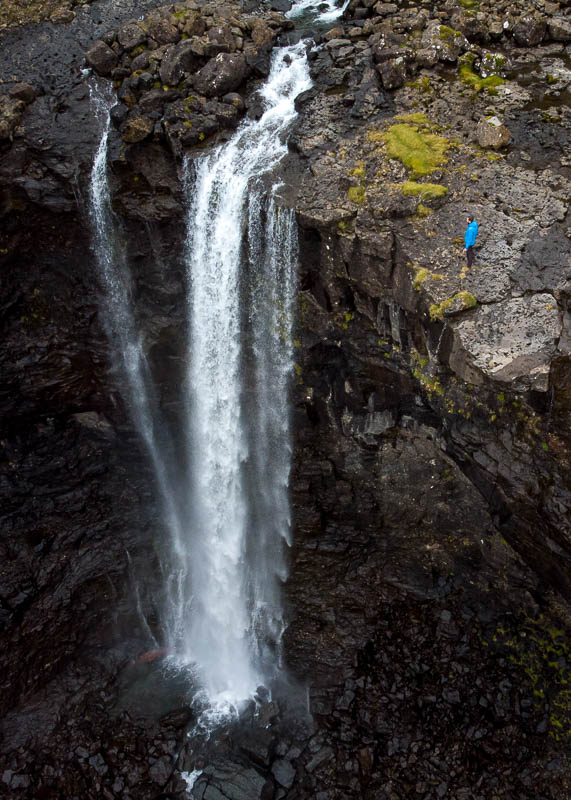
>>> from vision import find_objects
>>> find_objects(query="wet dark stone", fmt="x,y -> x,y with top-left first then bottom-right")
110,102 -> 129,127
271,758 -> 296,789
192,761 -> 270,800
194,54 -> 250,98
86,40 -> 118,75
255,701 -> 280,728
235,728 -> 275,767
159,707 -> 193,729
271,0 -> 292,11
149,755 -> 172,785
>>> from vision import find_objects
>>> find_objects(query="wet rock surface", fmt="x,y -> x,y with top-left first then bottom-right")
1,0 -> 570,798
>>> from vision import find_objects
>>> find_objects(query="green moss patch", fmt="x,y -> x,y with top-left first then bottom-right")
405,76 -> 432,93
382,121 -> 450,177
348,160 -> 366,205
413,368 -> 444,396
430,291 -> 477,320
413,266 -> 444,290
349,162 -> 366,180
400,181 -> 448,200
438,25 -> 464,46
460,63 -> 505,92
347,185 -> 366,205
395,112 -> 431,125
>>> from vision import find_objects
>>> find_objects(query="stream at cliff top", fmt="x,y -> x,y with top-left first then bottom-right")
87,1 -> 351,724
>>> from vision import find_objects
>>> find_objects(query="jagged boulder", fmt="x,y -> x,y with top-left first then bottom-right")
6,82 -> 36,104
117,21 -> 147,50
120,111 -> 154,143
86,40 -> 118,75
476,115 -> 511,149
247,17 -> 275,48
371,44 -> 406,65
131,50 -> 151,71
377,56 -> 407,89
480,50 -> 511,79
193,53 -> 250,98
271,758 -> 296,789
421,21 -> 468,62
207,23 -> 237,53
513,15 -> 546,47
374,3 -> 398,16
449,293 -> 561,391
147,14 -> 180,45
449,10 -> 489,42
159,40 -> 200,85
138,89 -> 170,115
192,761 -> 273,800
183,11 -> 207,38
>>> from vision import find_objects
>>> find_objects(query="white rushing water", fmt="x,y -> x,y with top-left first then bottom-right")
286,0 -> 350,24
90,39 -> 311,717
89,85 -> 184,552
176,41 -> 311,711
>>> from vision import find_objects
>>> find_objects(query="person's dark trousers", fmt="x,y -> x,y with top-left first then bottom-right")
466,246 -> 475,267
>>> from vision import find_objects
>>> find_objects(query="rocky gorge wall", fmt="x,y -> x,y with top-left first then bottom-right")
0,0 -> 570,798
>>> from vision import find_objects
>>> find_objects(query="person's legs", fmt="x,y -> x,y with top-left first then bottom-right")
466,246 -> 474,267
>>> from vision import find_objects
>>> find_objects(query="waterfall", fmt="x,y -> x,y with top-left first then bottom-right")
286,0 -> 350,24
89,40 -> 311,716
176,41 -> 311,710
89,85 -> 184,553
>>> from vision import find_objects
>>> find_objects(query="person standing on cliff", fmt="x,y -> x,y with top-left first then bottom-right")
464,215 -> 479,267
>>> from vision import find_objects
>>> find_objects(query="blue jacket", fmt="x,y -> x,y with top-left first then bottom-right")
465,220 -> 478,248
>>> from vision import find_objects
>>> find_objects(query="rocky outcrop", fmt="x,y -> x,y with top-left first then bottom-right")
83,2 -> 290,156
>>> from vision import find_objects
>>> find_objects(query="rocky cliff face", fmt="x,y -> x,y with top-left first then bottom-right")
0,1 -> 570,798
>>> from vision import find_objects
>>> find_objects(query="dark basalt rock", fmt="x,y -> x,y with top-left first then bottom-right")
159,40 -> 201,86
121,110 -> 155,143
548,16 -> 571,42
147,15 -> 180,46
271,0 -> 293,11
3,82 -> 36,104
86,39 -> 118,75
192,761 -> 274,800
513,15 -> 547,47
117,21 -> 148,51
377,56 -> 407,89
193,53 -> 251,98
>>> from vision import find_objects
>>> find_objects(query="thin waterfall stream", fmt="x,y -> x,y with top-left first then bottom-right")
89,1 -> 344,722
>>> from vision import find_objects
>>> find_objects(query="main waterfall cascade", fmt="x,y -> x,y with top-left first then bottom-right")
90,26 -> 315,714
175,41 -> 310,706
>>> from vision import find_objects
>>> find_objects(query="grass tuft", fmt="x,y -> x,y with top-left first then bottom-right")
382,123 -> 450,177
400,181 -> 448,200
